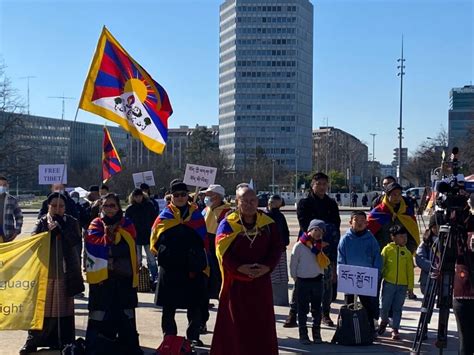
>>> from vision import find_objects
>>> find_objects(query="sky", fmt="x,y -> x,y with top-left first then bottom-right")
0,0 -> 473,164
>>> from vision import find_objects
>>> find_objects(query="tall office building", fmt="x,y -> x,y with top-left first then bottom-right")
448,85 -> 474,148
219,0 -> 313,173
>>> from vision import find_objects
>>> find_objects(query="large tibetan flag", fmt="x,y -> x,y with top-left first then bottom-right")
102,126 -> 122,182
79,27 -> 173,154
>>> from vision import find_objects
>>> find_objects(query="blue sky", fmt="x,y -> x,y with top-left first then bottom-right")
0,0 -> 472,164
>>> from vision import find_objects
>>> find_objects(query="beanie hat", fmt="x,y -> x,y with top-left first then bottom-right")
308,219 -> 326,233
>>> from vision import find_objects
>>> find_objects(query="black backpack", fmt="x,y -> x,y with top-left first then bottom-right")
331,302 -> 373,346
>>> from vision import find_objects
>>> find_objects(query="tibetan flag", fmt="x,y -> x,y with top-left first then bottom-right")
79,27 -> 173,154
102,127 -> 122,182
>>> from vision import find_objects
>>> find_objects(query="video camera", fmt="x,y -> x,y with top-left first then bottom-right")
435,147 -> 471,212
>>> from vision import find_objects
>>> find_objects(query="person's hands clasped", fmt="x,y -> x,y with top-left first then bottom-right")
238,263 -> 270,279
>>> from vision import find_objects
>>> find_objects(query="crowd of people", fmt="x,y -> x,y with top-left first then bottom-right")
0,172 -> 473,355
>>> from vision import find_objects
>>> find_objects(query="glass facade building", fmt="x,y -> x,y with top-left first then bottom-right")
448,85 -> 474,148
219,0 -> 313,172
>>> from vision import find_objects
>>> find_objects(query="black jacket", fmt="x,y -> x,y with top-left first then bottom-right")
125,200 -> 158,245
154,223 -> 207,309
38,192 -> 79,220
265,208 -> 290,248
297,192 -> 341,261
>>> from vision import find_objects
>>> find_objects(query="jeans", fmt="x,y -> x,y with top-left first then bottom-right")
453,298 -> 474,355
296,276 -> 323,338
380,281 -> 407,329
136,244 -> 158,282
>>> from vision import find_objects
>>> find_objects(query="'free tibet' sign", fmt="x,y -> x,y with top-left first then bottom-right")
38,165 -> 67,185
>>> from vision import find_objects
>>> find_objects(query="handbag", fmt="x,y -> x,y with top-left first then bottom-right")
138,265 -> 151,292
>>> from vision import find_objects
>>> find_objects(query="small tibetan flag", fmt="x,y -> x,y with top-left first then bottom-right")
79,26 -> 173,154
102,127 -> 122,183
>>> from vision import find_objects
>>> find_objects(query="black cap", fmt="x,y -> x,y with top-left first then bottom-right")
385,182 -> 402,195
89,185 -> 99,192
140,183 -> 150,190
170,180 -> 188,193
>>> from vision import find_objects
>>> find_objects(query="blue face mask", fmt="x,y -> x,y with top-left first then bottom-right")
0,186 -> 7,194
204,196 -> 213,207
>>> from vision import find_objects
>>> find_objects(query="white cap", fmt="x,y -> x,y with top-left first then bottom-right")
203,184 -> 225,197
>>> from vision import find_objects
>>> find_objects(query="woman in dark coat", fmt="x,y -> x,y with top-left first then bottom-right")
125,188 -> 158,284
20,193 -> 84,354
150,180 -> 208,346
85,193 -> 143,355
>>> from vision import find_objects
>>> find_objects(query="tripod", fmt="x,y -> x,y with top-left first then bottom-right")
411,220 -> 460,354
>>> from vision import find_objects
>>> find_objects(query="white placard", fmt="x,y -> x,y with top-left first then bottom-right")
183,164 -> 217,188
38,164 -> 67,185
337,264 -> 378,297
132,171 -> 155,188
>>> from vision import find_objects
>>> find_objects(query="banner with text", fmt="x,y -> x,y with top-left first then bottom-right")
38,164 -> 67,185
337,264 -> 378,297
183,164 -> 217,188
0,232 -> 51,330
132,171 -> 155,188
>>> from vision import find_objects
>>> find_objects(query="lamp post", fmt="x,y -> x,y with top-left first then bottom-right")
397,36 -> 406,184
370,133 -> 376,190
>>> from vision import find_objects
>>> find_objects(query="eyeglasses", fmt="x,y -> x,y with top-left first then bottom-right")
172,192 -> 188,198
102,204 -> 118,208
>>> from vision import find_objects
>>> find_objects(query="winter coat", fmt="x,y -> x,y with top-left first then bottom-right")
153,223 -> 208,309
125,200 -> 157,245
381,242 -> 415,290
337,228 -> 382,272
415,232 -> 437,294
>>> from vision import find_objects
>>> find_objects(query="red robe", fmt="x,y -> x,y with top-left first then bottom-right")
211,214 -> 282,355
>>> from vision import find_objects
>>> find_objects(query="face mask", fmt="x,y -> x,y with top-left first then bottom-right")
0,186 -> 7,194
204,196 -> 213,207
72,197 -> 79,203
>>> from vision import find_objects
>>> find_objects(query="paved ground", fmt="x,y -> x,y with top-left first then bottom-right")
1,211 -> 459,354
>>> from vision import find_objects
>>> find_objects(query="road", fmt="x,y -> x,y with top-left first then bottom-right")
1,211 -> 458,354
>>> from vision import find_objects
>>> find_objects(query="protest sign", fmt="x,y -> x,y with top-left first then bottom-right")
183,164 -> 217,188
38,164 -> 67,185
337,264 -> 378,297
0,232 -> 50,330
132,171 -> 155,188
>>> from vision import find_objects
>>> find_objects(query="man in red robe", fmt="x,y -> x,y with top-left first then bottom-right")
211,184 -> 282,355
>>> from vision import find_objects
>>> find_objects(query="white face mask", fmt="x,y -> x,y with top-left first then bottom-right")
204,196 -> 213,207
0,186 -> 8,194
72,197 -> 79,203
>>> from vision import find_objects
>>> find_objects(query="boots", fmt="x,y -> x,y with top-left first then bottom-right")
283,311 -> 298,328
312,326 -> 323,344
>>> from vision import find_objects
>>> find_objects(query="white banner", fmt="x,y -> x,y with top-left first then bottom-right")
38,165 -> 67,185
183,164 -> 217,188
337,264 -> 378,297
132,171 -> 155,188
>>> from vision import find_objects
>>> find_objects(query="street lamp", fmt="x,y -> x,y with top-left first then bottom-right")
370,133 -> 376,190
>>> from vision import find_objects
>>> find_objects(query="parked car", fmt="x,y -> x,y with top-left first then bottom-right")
403,187 -> 425,201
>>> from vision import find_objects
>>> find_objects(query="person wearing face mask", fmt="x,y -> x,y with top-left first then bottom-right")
0,175 -> 23,243
200,184 -> 231,333
265,195 -> 290,306
38,183 -> 79,220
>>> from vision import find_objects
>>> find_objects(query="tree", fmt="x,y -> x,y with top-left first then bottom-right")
0,62 -> 38,191
328,170 -> 346,192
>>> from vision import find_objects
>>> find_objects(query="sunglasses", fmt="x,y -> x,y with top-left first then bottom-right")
172,192 -> 188,198
102,204 -> 118,208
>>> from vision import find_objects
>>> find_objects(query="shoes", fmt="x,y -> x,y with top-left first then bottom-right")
283,312 -> 298,328
377,320 -> 388,335
321,315 -> 335,327
191,339 -> 204,347
19,344 -> 36,355
391,329 -> 401,340
299,337 -> 312,345
408,293 -> 418,300
312,327 -> 323,344
199,324 -> 208,334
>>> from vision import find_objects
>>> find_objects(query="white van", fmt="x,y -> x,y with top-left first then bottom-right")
404,187 -> 425,201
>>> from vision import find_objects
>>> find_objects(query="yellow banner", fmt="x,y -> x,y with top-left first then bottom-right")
0,232 -> 50,330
